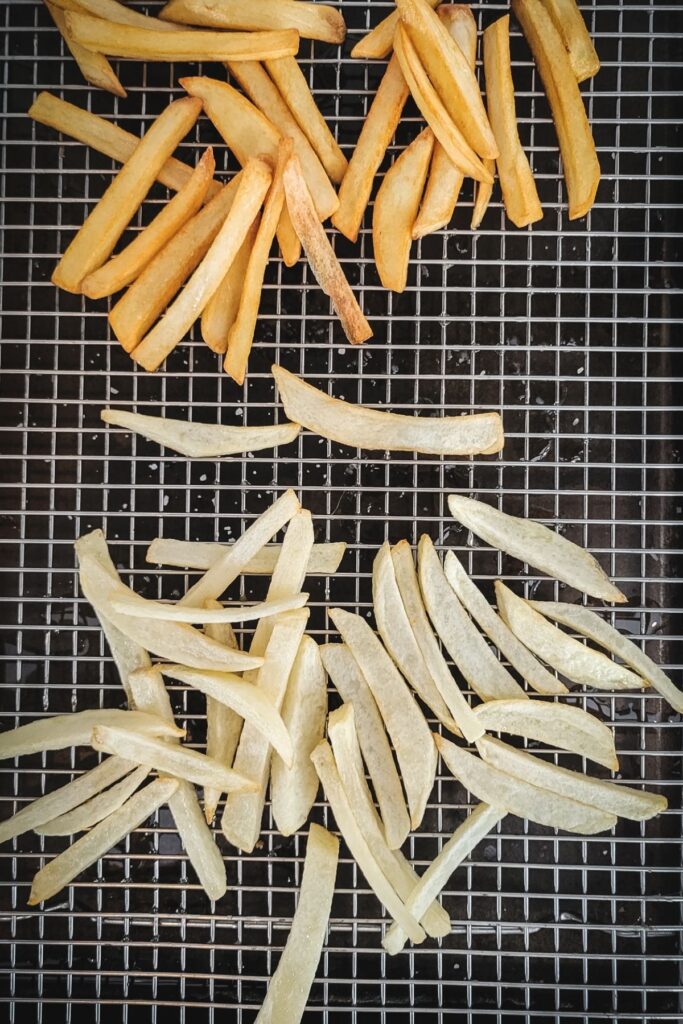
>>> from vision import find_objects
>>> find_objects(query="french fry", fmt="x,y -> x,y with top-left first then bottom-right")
470,158 -> 495,229
161,0 -> 346,45
495,583 -> 646,692
395,0 -> 497,159
146,538 -> 345,576
332,55 -> 408,243
483,15 -> 542,228
448,495 -> 627,603
49,0 -> 181,31
272,364 -> 504,455
350,0 -> 440,60
28,777 -> 179,905
110,592 -> 308,625
45,0 -> 126,97
0,710 -> 182,761
276,204 -> 301,266
373,127 -> 433,293
110,180 -> 240,353
53,96 -> 201,293
542,0 -> 600,83
132,157 -> 273,372
417,536 -> 527,701
201,216 -> 260,354
36,766 -> 150,836
511,0 -> 600,219
65,11 -> 300,61
201,613 -> 242,825
82,147 -> 215,299
265,57 -> 348,185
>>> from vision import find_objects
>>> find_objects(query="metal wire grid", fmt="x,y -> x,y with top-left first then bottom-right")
0,0 -> 681,1019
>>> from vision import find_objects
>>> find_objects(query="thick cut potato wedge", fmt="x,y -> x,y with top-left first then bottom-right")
46,0 -> 126,97
350,0 -> 439,60
542,0 -> 600,83
201,217 -> 259,355
161,0 -> 346,45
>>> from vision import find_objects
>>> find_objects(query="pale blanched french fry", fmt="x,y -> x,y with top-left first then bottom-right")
265,57 -> 348,185
201,217 -> 260,355
82,148 -> 215,300
542,0 -> 600,83
373,127 -> 433,293
161,0 -> 346,45
203,613 -> 242,825
50,0 -> 182,31
328,607 -> 436,830
417,536 -> 527,702
36,766 -> 150,836
483,15 -> 542,229
146,538 -> 345,576
448,495 -> 627,604
395,0 -> 497,159
110,180 -> 240,353
319,643 -> 410,851
496,583 -> 645,692
28,777 -> 179,905
442,551 -> 565,696
350,0 -> 440,60
0,710 -> 182,761
270,636 -> 327,837
53,96 -> 201,293
272,364 -> 504,455
111,593 -> 308,625
512,0 -> 599,219
471,158 -> 495,229
46,0 -> 126,98
254,824 -> 339,1024
132,158 -> 273,372
65,11 -> 300,61
283,156 -> 372,345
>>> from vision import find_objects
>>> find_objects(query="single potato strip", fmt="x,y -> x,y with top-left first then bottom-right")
203,613 -> 242,825
418,536 -> 527,702
319,643 -> 411,850
265,57 -> 348,185
435,735 -> 617,835
328,607 -> 437,831
311,740 -> 426,944
443,551 -> 565,696
511,0 -> 599,219
332,55 -> 408,243
477,737 -> 667,822
0,710 -> 181,761
495,583 -> 645,692
350,0 -> 440,60
161,0 -> 346,45
53,96 -> 201,293
36,766 -> 150,836
201,217 -> 260,354
146,538 -> 345,576
471,159 -> 496,229
473,698 -> 618,771
542,0 -> 600,83
132,158 -> 272,372
528,601 -> 683,713
46,1 -> 126,97
270,636 -> 327,837
483,15 -> 542,229
28,777 -> 179,905
373,127 -> 434,293
254,824 -> 339,1024
50,0 -> 182,31
272,364 -> 504,454
383,803 -> 504,955
283,155 -> 372,345
448,495 -> 626,603
391,542 -> 483,743
82,148 -> 215,299
110,593 -> 307,625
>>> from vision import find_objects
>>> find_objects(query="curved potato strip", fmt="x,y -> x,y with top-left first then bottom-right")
146,538 -> 345,576
110,593 -> 307,625
0,710 -> 181,761
36,766 -> 150,836
161,0 -> 346,45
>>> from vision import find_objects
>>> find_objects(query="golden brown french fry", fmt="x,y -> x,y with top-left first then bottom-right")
483,15 -> 542,228
49,0 -> 181,31
470,158 -> 495,229
65,11 -> 300,61
512,0 -> 600,219
201,215 -> 260,355
350,0 -> 439,60
45,0 -> 126,97
132,158 -> 273,372
82,147 -> 214,300
332,55 -> 408,243
161,0 -> 345,46
394,26 -> 492,184
283,155 -> 372,345
53,96 -> 201,294
373,127 -> 433,293
265,57 -> 347,185
276,204 -> 301,266
542,0 -> 600,82
224,141 -> 288,385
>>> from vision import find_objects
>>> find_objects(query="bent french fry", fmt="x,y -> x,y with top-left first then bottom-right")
146,538 -> 345,576
28,776 -> 179,905
201,217 -> 260,355
283,155 -> 372,345
132,158 -> 273,372
50,0 -> 181,31
161,0 -> 346,45
528,601 -> 683,713
417,536 -> 527,702
483,15 -> 542,229
373,127 -> 433,293
0,710 -> 182,761
448,495 -> 627,604
82,148 -> 214,299
111,593 -> 307,625
350,0 -> 440,60
53,96 -> 201,293
496,584 -> 646,692
542,0 -> 600,83
203,613 -> 242,824
254,824 -> 339,1024
36,766 -> 150,836
332,55 -> 408,243
512,0 -> 599,219
273,364 -> 504,455
46,0 -> 126,97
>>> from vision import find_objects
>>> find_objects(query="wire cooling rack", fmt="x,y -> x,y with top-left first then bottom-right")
1,0 -> 682,1020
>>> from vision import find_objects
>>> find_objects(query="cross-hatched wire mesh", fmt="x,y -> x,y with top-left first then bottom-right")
0,0 -> 682,1019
